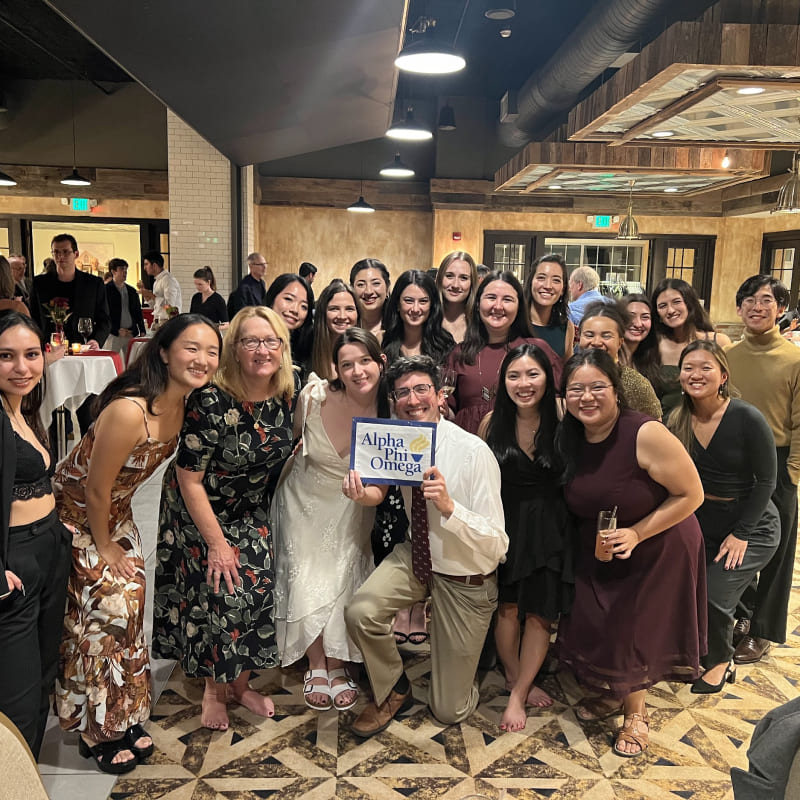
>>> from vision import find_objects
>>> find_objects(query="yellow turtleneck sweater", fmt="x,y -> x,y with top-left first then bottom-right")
725,325 -> 800,483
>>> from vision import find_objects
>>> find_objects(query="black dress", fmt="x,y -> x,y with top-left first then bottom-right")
498,448 -> 574,620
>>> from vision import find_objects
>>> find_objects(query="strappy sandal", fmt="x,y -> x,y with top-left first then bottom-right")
303,669 -> 332,711
329,667 -> 358,711
124,723 -> 154,759
613,711 -> 649,758
78,736 -> 138,774
575,696 -> 623,721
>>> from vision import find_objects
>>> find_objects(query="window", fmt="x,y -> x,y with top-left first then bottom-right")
666,247 -> 695,284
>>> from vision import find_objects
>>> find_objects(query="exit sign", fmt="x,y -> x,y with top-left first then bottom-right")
594,214 -> 612,229
71,198 -> 89,211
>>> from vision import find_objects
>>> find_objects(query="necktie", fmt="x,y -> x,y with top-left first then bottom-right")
411,485 -> 432,584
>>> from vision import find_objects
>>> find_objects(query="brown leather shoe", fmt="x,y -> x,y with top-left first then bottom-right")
733,634 -> 771,665
732,618 -> 750,646
350,688 -> 413,738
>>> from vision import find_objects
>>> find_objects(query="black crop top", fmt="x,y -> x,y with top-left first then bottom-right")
12,432 -> 54,500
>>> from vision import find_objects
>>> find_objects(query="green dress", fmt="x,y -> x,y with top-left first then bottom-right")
152,384 -> 294,682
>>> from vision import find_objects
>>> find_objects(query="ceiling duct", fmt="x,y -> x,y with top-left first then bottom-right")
498,0 -> 713,148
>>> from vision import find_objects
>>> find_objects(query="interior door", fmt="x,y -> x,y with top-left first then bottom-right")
761,231 -> 800,309
648,236 -> 716,306
483,231 -> 537,285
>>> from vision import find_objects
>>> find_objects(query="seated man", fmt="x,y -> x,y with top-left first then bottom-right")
343,356 -> 507,737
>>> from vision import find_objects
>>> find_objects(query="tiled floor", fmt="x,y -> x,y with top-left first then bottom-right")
38,468 -> 800,799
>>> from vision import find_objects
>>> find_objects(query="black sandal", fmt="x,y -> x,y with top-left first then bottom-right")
124,723 -> 154,758
78,736 -> 138,774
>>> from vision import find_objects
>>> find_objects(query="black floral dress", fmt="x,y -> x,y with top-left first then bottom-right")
152,384 -> 294,682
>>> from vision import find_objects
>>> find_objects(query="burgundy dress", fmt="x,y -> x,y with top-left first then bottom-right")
447,337 -> 562,434
558,410 -> 707,698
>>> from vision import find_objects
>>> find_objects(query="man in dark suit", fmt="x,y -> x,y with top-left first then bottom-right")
227,252 -> 268,318
104,258 -> 146,361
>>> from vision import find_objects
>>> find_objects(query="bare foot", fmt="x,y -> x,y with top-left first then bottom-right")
526,685 -> 554,708
329,671 -> 358,710
81,735 -> 136,766
233,685 -> 275,717
614,712 -> 649,756
499,695 -> 528,732
202,681 -> 230,730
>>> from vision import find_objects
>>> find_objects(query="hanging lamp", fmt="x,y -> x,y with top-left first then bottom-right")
772,151 -> 800,214
0,169 -> 17,187
617,180 -> 641,240
61,82 -> 91,187
394,14 -> 466,75
386,107 -> 433,141
379,153 -> 415,178
347,178 -> 375,213
437,103 -> 456,131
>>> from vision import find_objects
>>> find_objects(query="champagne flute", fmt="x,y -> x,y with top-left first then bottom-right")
77,317 -> 93,345
595,507 -> 617,562
441,368 -> 457,400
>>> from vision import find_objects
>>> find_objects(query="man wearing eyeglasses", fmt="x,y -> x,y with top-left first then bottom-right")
725,275 -> 800,665
343,355 -> 507,738
227,253 -> 268,318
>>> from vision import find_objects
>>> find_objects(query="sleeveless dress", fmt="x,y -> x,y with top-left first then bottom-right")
558,409 -> 707,698
531,321 -> 568,358
272,375 -> 375,665
55,398 -> 176,739
498,448 -> 574,620
152,384 -> 294,682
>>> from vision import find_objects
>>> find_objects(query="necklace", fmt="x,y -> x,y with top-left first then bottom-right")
247,398 -> 271,430
477,344 -> 507,402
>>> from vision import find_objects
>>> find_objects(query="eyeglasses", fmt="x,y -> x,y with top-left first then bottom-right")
238,336 -> 282,351
51,249 -> 75,257
565,382 -> 613,398
390,383 -> 434,401
741,295 -> 777,309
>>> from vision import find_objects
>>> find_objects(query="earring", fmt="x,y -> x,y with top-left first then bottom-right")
718,383 -> 726,395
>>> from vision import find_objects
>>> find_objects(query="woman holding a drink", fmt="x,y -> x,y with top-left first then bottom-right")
556,349 -> 706,758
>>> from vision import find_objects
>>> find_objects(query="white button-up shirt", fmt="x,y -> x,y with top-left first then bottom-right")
153,269 -> 182,321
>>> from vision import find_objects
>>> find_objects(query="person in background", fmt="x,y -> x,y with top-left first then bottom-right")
0,313 -> 69,759
265,273 -> 314,376
56,315 -> 221,774
0,256 -> 30,316
436,251 -> 478,345
189,266 -> 228,325
8,254 -> 30,306
725,275 -> 800,666
619,293 -> 664,397
556,349 -> 705,758
478,344 -> 573,732
153,307 -> 295,732
578,301 -> 661,419
311,279 -> 360,381
103,272 -> 113,285
476,264 -> 490,284
138,251 -> 182,325
524,254 -> 574,358
567,266 -> 608,326
299,261 -> 318,286
42,258 -> 56,275
343,355 -> 507,737
227,253 -> 268,318
652,278 -> 731,417
668,341 -> 779,694
104,258 -> 146,361
350,258 -> 390,341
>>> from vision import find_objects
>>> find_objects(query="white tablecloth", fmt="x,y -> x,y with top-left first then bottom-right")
40,355 -> 119,428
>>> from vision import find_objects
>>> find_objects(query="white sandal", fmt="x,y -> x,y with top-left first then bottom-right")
303,669 -> 332,711
328,668 -> 358,711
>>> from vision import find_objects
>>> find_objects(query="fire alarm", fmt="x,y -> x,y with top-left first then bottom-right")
453,232 -> 461,241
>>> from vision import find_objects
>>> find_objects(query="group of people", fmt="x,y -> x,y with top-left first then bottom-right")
0,242 -> 797,776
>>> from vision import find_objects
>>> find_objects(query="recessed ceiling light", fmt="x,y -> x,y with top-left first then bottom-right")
548,184 -> 563,189
736,86 -> 766,95
664,187 -> 679,192
652,130 -> 674,138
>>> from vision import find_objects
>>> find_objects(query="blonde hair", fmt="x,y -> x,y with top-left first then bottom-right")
216,306 -> 295,403
435,250 -> 478,323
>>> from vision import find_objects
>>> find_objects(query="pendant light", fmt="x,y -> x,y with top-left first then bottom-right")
617,180 -> 641,240
347,178 -> 375,213
379,153 -> 415,178
386,107 -> 433,141
437,102 -> 456,131
61,82 -> 91,187
394,13 -> 466,75
772,151 -> 800,214
0,169 -> 17,187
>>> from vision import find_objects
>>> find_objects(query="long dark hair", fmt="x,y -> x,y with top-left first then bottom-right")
0,312 -> 48,446
459,271 -> 531,365
524,254 -> 569,328
619,293 -> 664,392
330,327 -> 390,418
382,270 -> 455,365
486,344 -> 558,470
350,258 -> 391,326
555,349 -> 627,481
265,273 -> 314,366
311,279 -> 360,381
94,314 -> 222,416
652,278 -> 714,342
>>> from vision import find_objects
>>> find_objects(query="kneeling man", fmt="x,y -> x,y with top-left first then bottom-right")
343,355 -> 508,737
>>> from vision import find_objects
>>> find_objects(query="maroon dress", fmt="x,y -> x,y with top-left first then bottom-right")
447,337 -> 562,434
558,410 -> 707,698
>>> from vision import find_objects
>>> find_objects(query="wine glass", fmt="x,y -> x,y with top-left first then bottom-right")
77,317 -> 93,345
441,368 -> 457,400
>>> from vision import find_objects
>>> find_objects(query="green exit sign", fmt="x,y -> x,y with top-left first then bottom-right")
71,198 -> 89,211
594,214 -> 612,229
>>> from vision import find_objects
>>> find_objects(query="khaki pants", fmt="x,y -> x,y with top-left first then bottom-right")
345,540 -> 497,725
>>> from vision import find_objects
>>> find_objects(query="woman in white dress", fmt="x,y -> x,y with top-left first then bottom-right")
273,327 -> 389,711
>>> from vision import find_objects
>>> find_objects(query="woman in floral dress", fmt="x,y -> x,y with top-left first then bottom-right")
56,314 -> 222,774
153,306 -> 296,731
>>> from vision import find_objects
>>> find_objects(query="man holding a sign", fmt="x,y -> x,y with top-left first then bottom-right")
343,356 -> 508,737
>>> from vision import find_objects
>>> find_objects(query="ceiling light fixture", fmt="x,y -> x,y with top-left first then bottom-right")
548,184 -> 563,189
379,153 -> 415,178
438,103 -> 456,131
485,1 -> 516,20
0,169 -> 17,187
347,176 -> 375,214
664,187 -> 679,192
386,107 -> 433,141
651,130 -> 674,138
394,15 -> 466,75
772,151 -> 800,214
736,86 -> 766,95
617,180 -> 641,240
61,82 -> 91,187
721,150 -> 731,169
